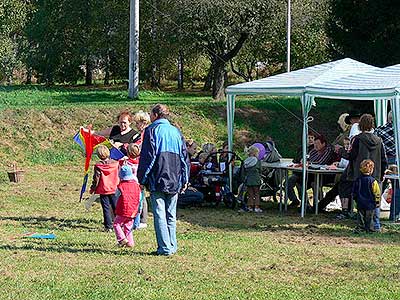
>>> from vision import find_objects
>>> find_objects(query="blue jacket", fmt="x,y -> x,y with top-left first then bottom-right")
352,175 -> 380,211
137,118 -> 189,194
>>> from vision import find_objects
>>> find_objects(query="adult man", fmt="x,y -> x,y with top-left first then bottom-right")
375,111 -> 395,164
137,104 -> 189,256
288,135 -> 336,207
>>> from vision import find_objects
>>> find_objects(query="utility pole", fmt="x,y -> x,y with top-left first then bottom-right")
287,0 -> 291,73
128,0 -> 139,99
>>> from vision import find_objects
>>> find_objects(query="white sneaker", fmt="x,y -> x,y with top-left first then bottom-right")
254,207 -> 263,213
138,223 -> 148,230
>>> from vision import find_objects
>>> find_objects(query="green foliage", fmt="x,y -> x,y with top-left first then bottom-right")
0,0 -> 30,83
327,0 -> 400,66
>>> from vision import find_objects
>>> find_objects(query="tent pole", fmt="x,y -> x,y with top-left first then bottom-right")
227,94 -> 235,190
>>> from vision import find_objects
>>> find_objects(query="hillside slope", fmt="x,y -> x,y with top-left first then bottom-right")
0,86 -> 370,169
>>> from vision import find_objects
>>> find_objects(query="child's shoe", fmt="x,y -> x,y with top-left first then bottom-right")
118,238 -> 129,247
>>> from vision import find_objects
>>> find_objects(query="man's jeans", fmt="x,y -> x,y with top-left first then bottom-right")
150,192 -> 178,255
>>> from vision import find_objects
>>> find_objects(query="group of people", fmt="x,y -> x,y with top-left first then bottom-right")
89,104 -> 189,256
289,110 -> 398,233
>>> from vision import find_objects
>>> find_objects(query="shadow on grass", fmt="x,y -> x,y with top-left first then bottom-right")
177,205 -> 400,244
0,242 -> 152,257
0,215 -> 98,231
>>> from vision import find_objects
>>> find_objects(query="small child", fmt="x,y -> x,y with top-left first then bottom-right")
113,164 -> 141,247
352,159 -> 381,233
124,143 -> 147,229
89,145 -> 119,232
243,145 -> 262,213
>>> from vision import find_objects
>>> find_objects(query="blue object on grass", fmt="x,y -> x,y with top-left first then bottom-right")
26,233 -> 56,239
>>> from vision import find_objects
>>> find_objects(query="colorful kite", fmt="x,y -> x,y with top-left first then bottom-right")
73,127 -> 124,200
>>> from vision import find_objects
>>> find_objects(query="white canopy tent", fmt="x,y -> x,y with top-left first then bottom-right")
226,58 -> 396,217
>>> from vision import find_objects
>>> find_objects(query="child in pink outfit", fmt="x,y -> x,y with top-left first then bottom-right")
113,164 -> 141,247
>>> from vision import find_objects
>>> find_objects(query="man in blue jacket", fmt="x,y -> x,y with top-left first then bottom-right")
137,104 -> 189,255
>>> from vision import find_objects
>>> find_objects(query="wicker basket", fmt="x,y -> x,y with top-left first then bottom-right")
7,163 -> 24,183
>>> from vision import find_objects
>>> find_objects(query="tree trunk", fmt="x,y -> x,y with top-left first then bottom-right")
177,50 -> 184,90
104,54 -> 110,85
26,67 -> 32,84
212,61 -> 225,100
203,63 -> 213,91
85,57 -> 93,85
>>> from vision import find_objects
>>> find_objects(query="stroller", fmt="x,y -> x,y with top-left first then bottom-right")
191,150 -> 242,208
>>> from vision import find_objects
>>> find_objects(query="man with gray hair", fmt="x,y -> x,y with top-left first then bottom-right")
375,111 -> 395,164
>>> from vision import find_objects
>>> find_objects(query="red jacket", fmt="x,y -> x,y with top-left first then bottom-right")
115,180 -> 141,218
91,160 -> 119,195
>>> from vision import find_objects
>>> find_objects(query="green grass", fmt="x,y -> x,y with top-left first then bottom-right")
1,165 -> 400,299
1,85 -> 392,299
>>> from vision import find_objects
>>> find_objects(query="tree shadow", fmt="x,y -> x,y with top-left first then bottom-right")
177,205 -> 400,244
0,242 -> 151,256
0,215 -> 98,231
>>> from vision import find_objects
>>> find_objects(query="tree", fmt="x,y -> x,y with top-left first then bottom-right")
0,0 -> 31,83
174,0 -> 280,99
327,0 -> 400,67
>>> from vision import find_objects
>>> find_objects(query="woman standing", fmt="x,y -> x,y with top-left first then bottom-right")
132,110 -> 151,229
109,111 -> 140,155
346,114 -> 387,230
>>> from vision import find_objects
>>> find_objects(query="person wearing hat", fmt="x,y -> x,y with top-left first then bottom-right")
333,113 -> 351,146
113,164 -> 141,247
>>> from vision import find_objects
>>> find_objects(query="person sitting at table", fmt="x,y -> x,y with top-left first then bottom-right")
287,134 -> 337,208
319,137 -> 352,216
293,130 -> 317,164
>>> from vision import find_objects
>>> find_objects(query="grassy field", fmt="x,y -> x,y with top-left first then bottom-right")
2,165 -> 400,300
1,85 -> 396,300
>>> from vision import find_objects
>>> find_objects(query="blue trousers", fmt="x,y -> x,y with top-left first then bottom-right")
100,194 -> 116,229
150,192 -> 178,255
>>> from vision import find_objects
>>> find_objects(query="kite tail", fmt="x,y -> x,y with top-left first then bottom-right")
79,173 -> 89,201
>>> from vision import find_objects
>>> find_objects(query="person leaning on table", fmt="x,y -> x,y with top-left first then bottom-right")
287,134 -> 337,208
137,104 -> 189,256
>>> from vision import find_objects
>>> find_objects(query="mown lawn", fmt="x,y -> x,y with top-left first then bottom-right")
1,166 -> 400,300
0,85 -> 390,299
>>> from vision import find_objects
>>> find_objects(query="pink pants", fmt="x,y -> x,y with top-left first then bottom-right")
113,215 -> 134,247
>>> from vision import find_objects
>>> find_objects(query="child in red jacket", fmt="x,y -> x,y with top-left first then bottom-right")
113,164 -> 141,247
89,145 -> 119,231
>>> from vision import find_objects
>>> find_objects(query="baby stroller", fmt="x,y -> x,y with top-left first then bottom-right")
192,150 -> 242,208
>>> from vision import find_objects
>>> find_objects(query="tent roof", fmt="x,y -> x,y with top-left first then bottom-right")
306,64 -> 400,99
226,58 -> 377,96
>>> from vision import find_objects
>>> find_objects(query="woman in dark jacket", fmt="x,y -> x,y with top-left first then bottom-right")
346,114 -> 387,231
